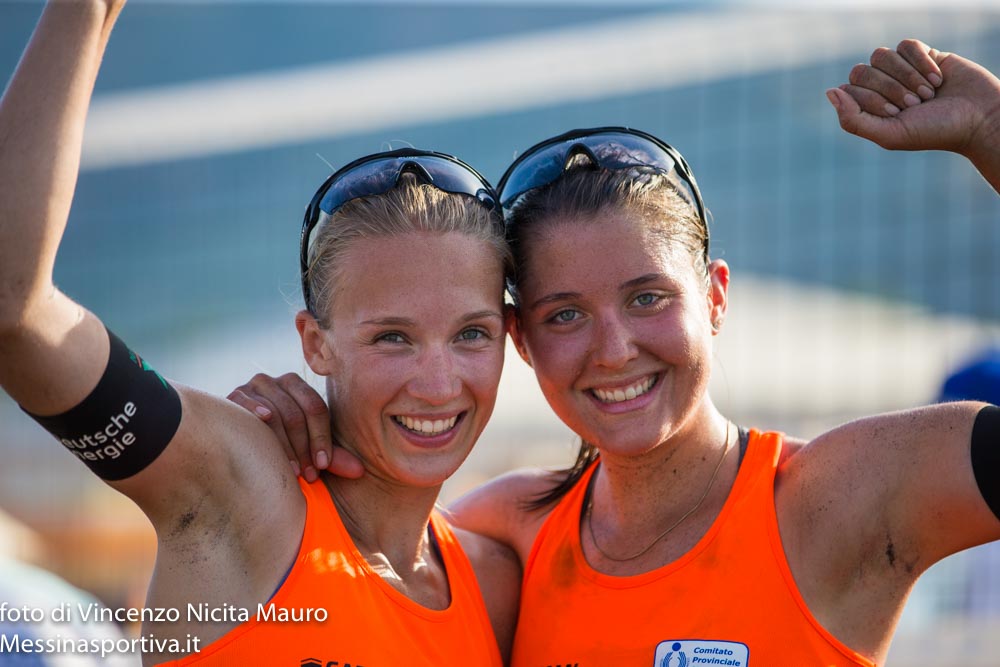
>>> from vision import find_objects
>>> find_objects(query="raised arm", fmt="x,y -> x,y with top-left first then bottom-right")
0,1 -> 122,413
0,0 -> 300,561
827,39 -> 1000,192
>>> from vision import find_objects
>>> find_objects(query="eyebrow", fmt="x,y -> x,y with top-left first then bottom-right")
462,310 -> 504,323
528,292 -> 581,312
528,274 -> 666,312
360,310 -> 503,328
622,273 -> 663,290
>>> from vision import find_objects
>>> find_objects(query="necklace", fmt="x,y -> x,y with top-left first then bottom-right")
586,421 -> 732,563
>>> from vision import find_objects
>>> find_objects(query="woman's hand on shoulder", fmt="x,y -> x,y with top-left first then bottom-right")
228,372 -> 364,481
828,39 -> 1000,191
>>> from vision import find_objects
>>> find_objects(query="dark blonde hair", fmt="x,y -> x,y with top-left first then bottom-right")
305,174 -> 511,325
506,159 -> 711,511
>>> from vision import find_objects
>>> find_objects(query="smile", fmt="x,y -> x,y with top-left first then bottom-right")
392,414 -> 461,437
591,375 -> 658,404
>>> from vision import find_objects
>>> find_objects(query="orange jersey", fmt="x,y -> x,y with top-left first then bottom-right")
511,430 -> 875,667
162,478 -> 501,667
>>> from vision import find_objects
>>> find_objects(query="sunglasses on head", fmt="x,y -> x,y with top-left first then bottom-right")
300,148 -> 499,312
497,126 -> 708,255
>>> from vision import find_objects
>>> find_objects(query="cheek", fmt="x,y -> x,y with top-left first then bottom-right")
332,353 -> 406,406
463,346 -> 505,403
522,327 -> 585,388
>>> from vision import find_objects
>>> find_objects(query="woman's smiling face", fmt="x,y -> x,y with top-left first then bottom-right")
312,230 -> 506,488
510,207 -> 728,457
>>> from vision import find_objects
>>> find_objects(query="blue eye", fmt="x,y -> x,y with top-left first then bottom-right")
375,332 -> 406,344
457,328 -> 488,342
551,309 -> 580,324
632,293 -> 663,308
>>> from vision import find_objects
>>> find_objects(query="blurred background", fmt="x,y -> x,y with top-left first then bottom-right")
1,0 -> 999,664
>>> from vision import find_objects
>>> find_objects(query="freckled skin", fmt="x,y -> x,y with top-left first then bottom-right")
511,211 -> 723,458
316,231 -> 506,489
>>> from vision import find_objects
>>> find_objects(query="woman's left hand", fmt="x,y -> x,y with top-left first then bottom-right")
827,39 -> 1000,191
228,373 -> 364,482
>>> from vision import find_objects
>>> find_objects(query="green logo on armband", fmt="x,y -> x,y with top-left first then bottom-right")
129,350 -> 168,390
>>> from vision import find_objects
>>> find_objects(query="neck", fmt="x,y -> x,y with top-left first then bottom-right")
587,402 -> 734,559
322,472 -> 442,575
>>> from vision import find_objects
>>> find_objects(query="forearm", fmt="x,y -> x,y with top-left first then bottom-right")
0,1 -> 122,323
0,2 -> 124,410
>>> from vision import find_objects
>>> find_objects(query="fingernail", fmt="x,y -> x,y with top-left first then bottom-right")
254,405 -> 271,418
918,85 -> 934,100
304,466 -> 318,483
884,103 -> 901,116
903,93 -> 921,107
316,450 -> 329,469
825,89 -> 841,110
928,72 -> 942,87
289,459 -> 301,476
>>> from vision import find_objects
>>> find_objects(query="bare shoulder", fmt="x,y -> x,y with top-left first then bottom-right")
450,525 -> 521,665
776,434 -> 808,465
138,386 -> 306,620
119,383 -> 304,528
772,405 -> 995,658
447,466 -> 563,562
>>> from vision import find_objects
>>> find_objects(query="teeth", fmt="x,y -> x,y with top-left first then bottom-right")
593,376 -> 656,404
395,415 -> 458,436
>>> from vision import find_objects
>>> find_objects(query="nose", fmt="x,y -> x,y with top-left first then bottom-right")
407,345 -> 462,405
591,312 -> 638,369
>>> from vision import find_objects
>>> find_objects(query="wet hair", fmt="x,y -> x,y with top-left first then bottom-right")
507,155 -> 710,511
305,173 -> 511,325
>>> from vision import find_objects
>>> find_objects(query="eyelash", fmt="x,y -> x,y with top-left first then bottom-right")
546,293 -> 664,325
631,292 -> 662,307
372,327 -> 493,345
547,309 -> 582,325
456,327 -> 491,342
374,332 -> 407,344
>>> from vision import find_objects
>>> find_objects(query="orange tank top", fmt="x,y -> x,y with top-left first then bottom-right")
511,430 -> 875,667
161,478 -> 501,666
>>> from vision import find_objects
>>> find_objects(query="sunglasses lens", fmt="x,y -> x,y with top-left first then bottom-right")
318,156 -> 495,216
316,159 -> 405,217
498,147 -> 573,209
499,130 -> 701,219
301,150 -> 497,311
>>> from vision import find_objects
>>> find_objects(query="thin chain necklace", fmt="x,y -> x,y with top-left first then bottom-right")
586,421 -> 732,563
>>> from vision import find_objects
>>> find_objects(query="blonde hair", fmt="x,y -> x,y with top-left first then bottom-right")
305,174 -> 510,324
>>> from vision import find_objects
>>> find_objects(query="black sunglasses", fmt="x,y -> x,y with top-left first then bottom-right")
300,148 -> 499,312
497,127 -> 708,258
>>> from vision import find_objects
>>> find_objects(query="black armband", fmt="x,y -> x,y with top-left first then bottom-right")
971,405 -> 1000,521
23,328 -> 181,480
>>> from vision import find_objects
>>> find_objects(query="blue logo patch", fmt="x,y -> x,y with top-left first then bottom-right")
654,639 -> 749,666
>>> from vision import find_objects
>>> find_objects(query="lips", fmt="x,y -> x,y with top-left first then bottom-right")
590,374 -> 658,404
392,414 -> 461,437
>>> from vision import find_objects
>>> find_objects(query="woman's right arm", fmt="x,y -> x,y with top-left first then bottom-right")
0,1 -> 122,415
0,1 -> 299,534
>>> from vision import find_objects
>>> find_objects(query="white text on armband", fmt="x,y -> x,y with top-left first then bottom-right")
59,401 -> 138,462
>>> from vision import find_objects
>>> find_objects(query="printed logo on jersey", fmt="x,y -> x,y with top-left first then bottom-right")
298,659 -> 365,667
654,639 -> 749,666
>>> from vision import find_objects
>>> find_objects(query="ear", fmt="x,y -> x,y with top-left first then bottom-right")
505,305 -> 532,367
706,259 -> 730,335
296,309 -> 336,375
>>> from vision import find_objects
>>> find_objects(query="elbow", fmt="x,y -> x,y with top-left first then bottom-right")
0,279 -> 46,334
